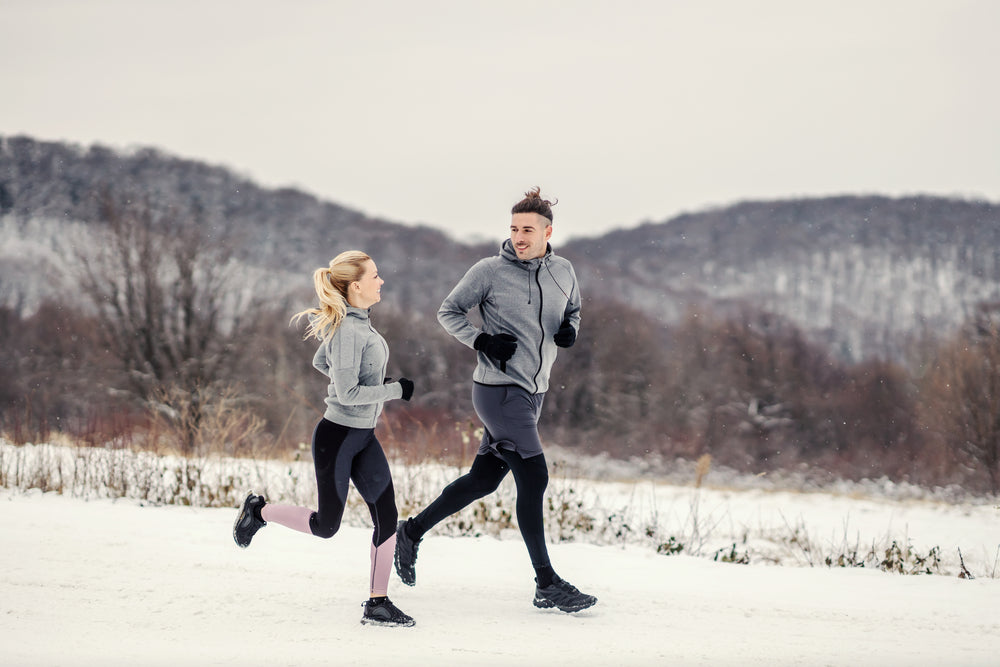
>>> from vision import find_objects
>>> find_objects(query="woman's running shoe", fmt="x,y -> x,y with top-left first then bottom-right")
361,597 -> 415,627
233,491 -> 266,548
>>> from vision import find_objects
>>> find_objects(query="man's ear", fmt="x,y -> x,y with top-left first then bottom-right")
545,224 -> 553,241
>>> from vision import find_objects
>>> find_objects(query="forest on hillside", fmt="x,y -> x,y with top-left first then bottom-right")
2,137 -> 999,493
1,192 -> 998,493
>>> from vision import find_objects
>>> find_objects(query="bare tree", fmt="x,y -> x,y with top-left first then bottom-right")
920,304 -> 1000,492
545,297 -> 674,457
75,190 -> 258,452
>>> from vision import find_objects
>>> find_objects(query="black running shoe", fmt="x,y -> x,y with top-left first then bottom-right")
533,575 -> 597,613
233,491 -> 266,548
394,519 -> 421,586
360,597 -> 415,627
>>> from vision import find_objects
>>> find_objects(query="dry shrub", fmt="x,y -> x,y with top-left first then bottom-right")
146,383 -> 266,457
378,405 -> 480,467
695,453 -> 712,488
918,306 -> 1000,493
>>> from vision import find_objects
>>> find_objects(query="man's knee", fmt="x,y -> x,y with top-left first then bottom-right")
463,472 -> 504,495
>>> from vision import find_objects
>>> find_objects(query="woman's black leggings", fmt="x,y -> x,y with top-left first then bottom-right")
411,449 -> 551,569
309,418 -> 397,547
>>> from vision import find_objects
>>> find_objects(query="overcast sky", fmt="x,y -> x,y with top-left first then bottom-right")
3,0 -> 998,241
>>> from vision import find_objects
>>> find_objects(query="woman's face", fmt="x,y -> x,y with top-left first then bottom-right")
349,259 -> 384,308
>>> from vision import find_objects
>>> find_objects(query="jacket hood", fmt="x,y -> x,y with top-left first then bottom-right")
500,239 -> 553,269
310,306 -> 370,341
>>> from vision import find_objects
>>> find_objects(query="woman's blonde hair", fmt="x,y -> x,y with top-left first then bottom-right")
292,250 -> 372,341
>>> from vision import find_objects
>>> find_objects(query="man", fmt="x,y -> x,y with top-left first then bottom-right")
394,187 -> 597,614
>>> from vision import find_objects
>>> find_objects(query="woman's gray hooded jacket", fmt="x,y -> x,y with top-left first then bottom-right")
437,240 -> 581,394
312,306 -> 403,428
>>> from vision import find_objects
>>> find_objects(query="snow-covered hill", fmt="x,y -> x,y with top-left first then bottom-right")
563,197 -> 1000,360
4,136 -> 1000,362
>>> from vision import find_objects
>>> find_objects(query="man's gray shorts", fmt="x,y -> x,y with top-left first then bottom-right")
472,383 -> 546,459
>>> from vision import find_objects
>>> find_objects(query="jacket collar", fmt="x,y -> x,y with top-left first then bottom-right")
499,239 -> 552,270
345,306 -> 371,320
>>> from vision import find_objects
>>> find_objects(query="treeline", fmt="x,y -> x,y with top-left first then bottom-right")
5,290 -> 999,492
1,194 -> 999,493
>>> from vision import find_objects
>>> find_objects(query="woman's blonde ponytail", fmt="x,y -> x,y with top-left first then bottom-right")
292,251 -> 371,340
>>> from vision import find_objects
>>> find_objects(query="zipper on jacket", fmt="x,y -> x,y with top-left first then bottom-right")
531,266 -> 544,393
369,317 -> 390,429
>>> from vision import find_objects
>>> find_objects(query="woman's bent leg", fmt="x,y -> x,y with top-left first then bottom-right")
309,418 -> 353,539
261,504 -> 314,534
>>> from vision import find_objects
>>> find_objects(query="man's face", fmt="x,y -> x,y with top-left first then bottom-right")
510,213 -> 552,260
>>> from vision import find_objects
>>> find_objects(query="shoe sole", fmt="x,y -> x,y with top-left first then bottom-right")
360,617 -> 416,628
533,595 -> 598,613
394,520 -> 417,586
233,492 -> 259,548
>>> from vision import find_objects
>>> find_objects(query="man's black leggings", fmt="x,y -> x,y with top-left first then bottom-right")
411,449 -> 551,569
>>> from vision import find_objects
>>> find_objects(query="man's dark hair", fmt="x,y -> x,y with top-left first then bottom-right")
511,186 -> 557,223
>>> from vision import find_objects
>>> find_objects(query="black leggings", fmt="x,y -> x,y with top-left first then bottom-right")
412,449 -> 551,569
309,418 -> 397,547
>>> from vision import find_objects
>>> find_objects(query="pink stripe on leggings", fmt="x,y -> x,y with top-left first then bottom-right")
370,534 -> 397,597
260,504 -> 314,534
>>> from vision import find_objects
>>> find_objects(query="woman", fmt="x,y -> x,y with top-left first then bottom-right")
233,250 -> 415,627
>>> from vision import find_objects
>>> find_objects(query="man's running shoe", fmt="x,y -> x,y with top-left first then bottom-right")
360,597 -> 415,627
533,574 -> 597,613
233,491 -> 266,548
394,519 -> 421,586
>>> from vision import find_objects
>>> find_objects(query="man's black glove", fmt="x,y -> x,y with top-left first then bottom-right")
474,333 -> 517,371
398,378 -> 414,401
554,320 -> 577,348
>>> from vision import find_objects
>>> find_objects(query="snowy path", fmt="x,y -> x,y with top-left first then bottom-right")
2,491 -> 998,666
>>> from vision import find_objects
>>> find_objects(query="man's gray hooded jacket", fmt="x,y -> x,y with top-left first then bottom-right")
438,240 -> 581,394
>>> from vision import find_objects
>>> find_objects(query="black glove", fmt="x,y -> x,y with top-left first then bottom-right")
398,378 -> 414,401
554,320 -> 577,348
474,333 -> 517,371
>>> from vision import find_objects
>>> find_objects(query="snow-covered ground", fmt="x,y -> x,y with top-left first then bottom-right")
3,441 -> 997,575
3,487 -> 999,666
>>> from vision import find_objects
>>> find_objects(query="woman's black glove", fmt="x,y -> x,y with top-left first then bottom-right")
474,333 -> 517,371
554,320 -> 577,348
398,378 -> 414,401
